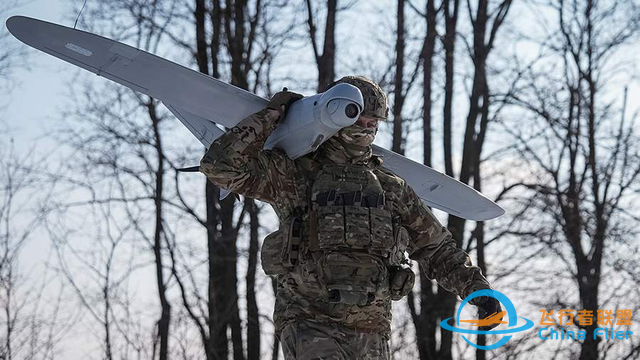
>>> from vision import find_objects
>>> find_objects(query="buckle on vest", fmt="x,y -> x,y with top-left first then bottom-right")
327,190 -> 337,204
283,217 -> 302,267
363,193 -> 385,208
315,190 -> 338,206
353,191 -> 362,206
340,191 -> 362,206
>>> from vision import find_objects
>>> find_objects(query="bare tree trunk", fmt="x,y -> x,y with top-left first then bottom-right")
271,339 -> 280,360
472,29 -> 492,358
444,4 -> 492,333
195,0 -> 208,75
407,1 -> 452,360
104,278 -> 113,360
440,2 -> 511,360
306,0 -> 338,91
579,5 -> 601,357
222,196 -> 244,360
193,1 -> 236,359
207,183 -> 228,360
4,283 -> 11,360
222,2 -> 268,358
192,1 -> 274,359
193,0 -> 229,360
194,1 -> 231,358
473,170 -> 486,359
150,100 -> 171,360
421,0 -> 437,168
246,200 -> 261,360
442,0 -> 459,178
271,278 -> 280,360
391,0 -> 406,155
211,0 -> 222,79
318,0 -> 337,91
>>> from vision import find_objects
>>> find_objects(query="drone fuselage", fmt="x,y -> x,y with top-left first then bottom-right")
264,83 -> 364,159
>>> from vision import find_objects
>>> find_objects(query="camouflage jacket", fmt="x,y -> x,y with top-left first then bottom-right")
200,108 -> 492,336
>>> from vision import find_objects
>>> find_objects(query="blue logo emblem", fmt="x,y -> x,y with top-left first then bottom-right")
439,289 -> 535,350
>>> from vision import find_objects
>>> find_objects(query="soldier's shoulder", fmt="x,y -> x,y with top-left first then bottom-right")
291,153 -> 324,182
374,165 -> 407,193
262,147 -> 296,174
294,153 -> 318,169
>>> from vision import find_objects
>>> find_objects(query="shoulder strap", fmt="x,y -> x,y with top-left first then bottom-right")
294,156 -> 322,252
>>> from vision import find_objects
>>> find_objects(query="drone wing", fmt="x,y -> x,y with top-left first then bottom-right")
373,146 -> 504,221
6,15 -> 267,130
164,103 -> 225,147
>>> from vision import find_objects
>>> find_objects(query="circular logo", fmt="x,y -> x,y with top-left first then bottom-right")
439,289 -> 535,350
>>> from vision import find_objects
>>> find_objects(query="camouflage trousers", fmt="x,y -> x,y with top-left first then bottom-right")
280,320 -> 390,360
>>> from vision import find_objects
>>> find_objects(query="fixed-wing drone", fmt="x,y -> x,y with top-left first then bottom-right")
6,16 -> 504,221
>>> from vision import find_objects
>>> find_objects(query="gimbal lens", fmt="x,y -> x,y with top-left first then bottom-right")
345,103 -> 359,118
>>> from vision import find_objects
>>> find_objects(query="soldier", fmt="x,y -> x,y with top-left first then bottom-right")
200,76 -> 501,359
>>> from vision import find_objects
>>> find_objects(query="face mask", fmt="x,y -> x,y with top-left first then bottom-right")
319,124 -> 377,164
336,124 -> 377,147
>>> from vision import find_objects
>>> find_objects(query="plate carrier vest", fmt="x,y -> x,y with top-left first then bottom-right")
261,158 -> 415,305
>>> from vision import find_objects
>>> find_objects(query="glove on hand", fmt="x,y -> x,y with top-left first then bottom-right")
267,88 -> 303,120
475,296 -> 503,331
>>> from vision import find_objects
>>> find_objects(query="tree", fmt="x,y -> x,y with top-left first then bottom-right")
391,0 -> 407,155
442,0 -> 459,178
404,1 -> 513,358
406,0 -> 444,358
172,1 -> 289,359
0,138 -> 69,360
0,3 -> 66,357
500,1 -> 640,358
54,1 -> 189,358
306,0 -> 338,92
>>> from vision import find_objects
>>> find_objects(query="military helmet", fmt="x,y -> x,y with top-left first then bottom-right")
326,76 -> 389,120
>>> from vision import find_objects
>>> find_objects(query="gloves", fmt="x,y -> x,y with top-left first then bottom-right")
267,88 -> 303,120
475,296 -> 503,331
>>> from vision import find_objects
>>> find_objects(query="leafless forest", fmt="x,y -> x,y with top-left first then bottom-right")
1,0 -> 640,359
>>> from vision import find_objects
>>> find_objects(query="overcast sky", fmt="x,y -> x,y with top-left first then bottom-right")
2,1 -> 69,139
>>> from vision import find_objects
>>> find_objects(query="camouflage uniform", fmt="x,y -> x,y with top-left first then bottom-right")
200,76 -> 493,359
280,320 -> 389,359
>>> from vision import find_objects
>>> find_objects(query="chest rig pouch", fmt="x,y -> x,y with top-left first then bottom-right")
307,164 -> 405,306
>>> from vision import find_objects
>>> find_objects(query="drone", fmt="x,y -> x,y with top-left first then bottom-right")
7,16 -> 504,221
